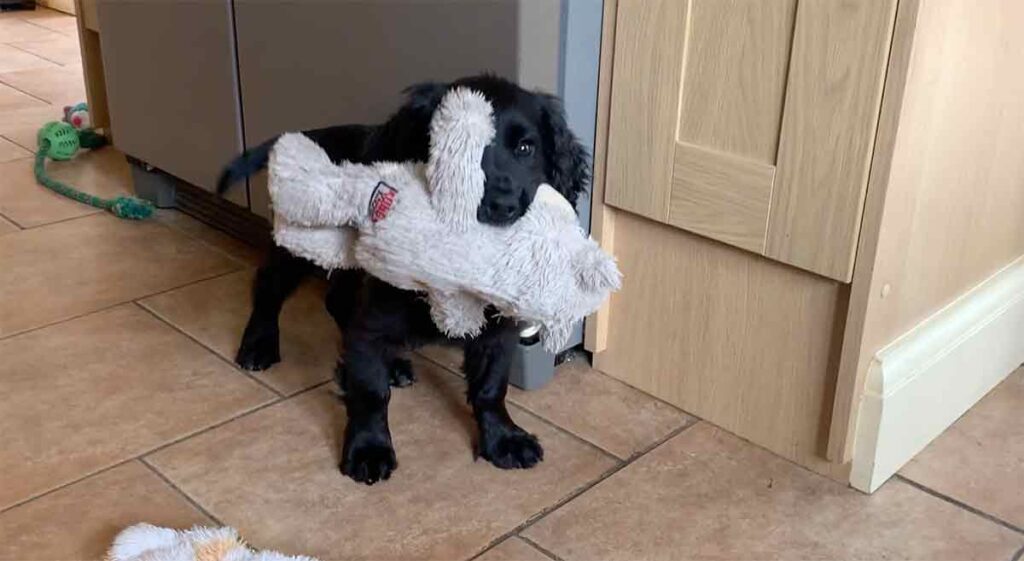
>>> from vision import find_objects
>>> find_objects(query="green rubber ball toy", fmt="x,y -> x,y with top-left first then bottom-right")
38,121 -> 80,161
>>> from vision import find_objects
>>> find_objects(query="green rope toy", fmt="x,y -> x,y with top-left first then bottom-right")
34,119 -> 154,220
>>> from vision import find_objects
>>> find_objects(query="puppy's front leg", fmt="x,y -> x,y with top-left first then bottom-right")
464,317 -> 544,469
337,333 -> 398,485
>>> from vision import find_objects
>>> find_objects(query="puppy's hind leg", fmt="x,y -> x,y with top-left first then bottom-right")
236,246 -> 313,371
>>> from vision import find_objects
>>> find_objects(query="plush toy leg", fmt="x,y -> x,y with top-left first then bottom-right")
539,320 -> 573,353
273,222 -> 358,272
107,523 -> 181,561
427,290 -> 488,339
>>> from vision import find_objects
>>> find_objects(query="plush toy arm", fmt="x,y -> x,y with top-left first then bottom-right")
273,221 -> 358,271
269,133 -> 382,229
427,290 -> 488,339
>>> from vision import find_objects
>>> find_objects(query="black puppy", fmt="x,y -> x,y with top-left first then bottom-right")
218,75 -> 590,485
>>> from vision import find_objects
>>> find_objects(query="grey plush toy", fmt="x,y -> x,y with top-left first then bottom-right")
268,87 -> 620,352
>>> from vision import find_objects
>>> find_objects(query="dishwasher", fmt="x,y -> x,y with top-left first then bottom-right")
97,0 -> 604,389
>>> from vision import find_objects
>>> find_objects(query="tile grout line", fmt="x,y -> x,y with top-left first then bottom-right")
515,535 -> 566,561
0,71 -> 51,104
133,301 -> 286,399
141,379 -> 331,460
20,18 -> 76,39
139,458 -> 225,527
0,206 -> 25,229
513,406 -> 623,463
416,346 -> 695,432
418,348 -> 697,463
154,211 -> 265,268
4,41 -> 65,67
894,474 -> 1024,535
468,420 -> 700,561
422,355 -> 624,463
0,133 -> 34,158
0,266 -> 244,343
4,209 -> 101,231
0,382 -> 333,516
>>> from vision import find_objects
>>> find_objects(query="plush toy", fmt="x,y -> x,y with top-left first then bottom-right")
63,102 -> 91,130
269,87 -> 620,352
107,523 -> 316,561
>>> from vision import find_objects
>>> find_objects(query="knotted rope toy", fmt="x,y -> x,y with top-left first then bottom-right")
34,105 -> 153,220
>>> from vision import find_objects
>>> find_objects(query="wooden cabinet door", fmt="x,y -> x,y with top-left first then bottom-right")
604,0 -> 897,281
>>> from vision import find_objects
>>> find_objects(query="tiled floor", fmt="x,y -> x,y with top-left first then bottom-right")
0,7 -> 1022,561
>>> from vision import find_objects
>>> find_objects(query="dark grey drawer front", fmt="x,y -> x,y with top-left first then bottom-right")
235,0 -> 518,217
98,1 -> 245,204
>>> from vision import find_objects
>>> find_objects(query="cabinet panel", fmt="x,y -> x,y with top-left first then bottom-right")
767,0 -> 898,280
603,0 -> 688,222
676,0 -> 796,163
604,0 -> 897,281
97,1 -> 245,205
668,142 -> 774,253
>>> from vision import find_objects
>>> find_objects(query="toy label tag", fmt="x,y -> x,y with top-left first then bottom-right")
369,182 -> 398,222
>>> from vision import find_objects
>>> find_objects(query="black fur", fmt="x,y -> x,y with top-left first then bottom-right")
219,75 -> 588,485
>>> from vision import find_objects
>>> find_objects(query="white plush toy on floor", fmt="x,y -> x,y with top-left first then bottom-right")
269,87 -> 620,351
107,524 -> 317,561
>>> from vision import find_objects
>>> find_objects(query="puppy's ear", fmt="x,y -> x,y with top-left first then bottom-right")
379,82 -> 449,161
402,82 -> 449,112
540,94 -> 591,208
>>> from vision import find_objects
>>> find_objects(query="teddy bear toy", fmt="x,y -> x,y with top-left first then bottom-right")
268,87 -> 620,352
107,523 -> 317,561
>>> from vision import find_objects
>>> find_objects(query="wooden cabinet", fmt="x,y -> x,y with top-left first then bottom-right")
604,0 -> 896,281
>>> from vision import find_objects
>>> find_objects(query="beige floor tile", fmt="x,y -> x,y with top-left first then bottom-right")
0,80 -> 47,112
477,537 -> 552,561
0,135 -> 30,162
9,35 -> 81,66
0,304 -> 274,509
148,359 -> 617,561
0,17 -> 65,42
20,11 -> 79,35
417,342 -> 464,372
0,214 -> 240,337
0,65 -> 85,106
508,360 -> 694,460
0,43 -> 58,73
419,349 -> 695,461
0,147 -> 131,227
0,215 -> 17,235
524,423 -> 1024,561
0,103 -> 62,149
0,462 -> 212,561
154,209 -> 267,267
901,367 -> 1024,529
140,269 -> 336,396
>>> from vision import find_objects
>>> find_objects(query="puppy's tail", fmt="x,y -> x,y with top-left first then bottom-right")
216,137 -> 277,195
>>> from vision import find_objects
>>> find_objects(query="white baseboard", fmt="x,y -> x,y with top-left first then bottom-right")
851,256 -> 1024,493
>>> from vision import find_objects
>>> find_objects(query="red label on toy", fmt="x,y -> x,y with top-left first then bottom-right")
369,182 -> 398,223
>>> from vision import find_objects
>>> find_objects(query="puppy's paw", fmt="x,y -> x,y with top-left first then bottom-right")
235,335 -> 280,371
340,440 -> 397,485
478,427 -> 544,470
389,358 -> 416,388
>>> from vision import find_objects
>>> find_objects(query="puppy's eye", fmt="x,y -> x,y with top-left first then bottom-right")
515,140 -> 535,158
